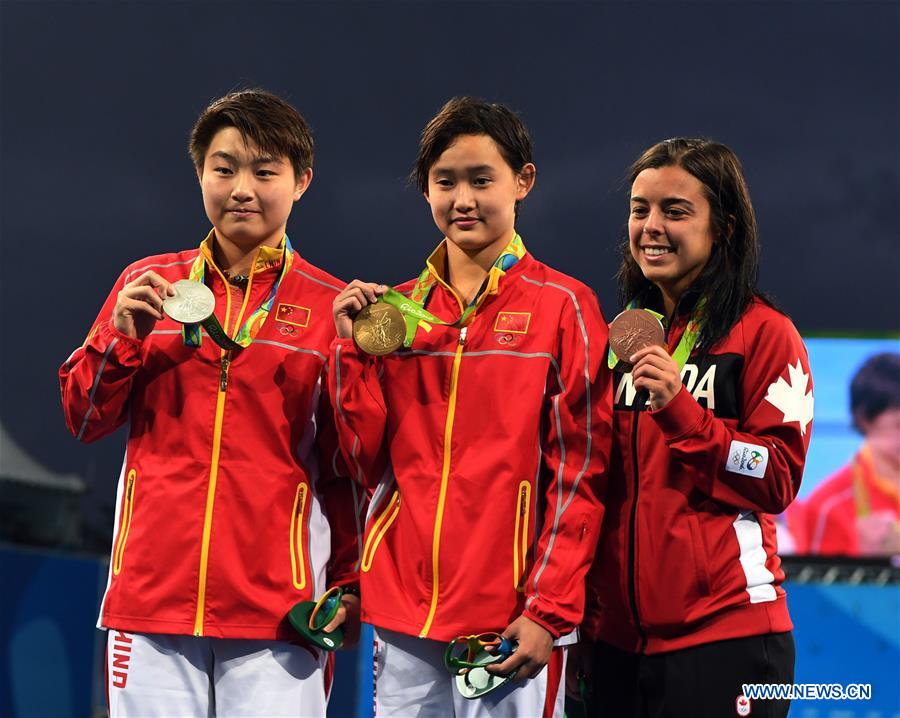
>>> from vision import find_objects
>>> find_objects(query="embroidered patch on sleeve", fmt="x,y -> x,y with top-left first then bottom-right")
276,303 -> 311,328
726,440 -> 769,479
493,312 -> 531,334
764,359 -> 814,435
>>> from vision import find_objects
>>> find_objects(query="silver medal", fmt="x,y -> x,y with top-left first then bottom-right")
163,280 -> 215,324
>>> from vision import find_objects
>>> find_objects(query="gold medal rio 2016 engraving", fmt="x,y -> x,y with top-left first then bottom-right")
353,303 -> 406,356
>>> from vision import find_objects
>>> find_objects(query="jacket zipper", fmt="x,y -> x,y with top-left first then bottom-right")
194,268 -> 255,636
361,490 -> 402,572
112,469 -> 137,575
419,325 -> 467,638
514,481 -> 531,592
290,483 -> 309,589
627,406 -> 648,652
626,309 -> 677,652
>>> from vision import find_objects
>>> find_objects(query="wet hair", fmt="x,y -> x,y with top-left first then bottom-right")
850,352 -> 900,432
189,89 -> 313,178
411,96 -> 534,215
617,137 -> 772,351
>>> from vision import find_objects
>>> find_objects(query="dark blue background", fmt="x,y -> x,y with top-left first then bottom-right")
2,0 -> 898,544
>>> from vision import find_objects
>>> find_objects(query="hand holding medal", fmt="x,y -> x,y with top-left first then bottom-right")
334,280 -> 456,356
163,280 -> 243,350
609,308 -> 680,411
113,270 -> 176,340
608,309 -> 665,370
333,280 -> 398,354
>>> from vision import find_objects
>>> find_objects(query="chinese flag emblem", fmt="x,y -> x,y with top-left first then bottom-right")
493,312 -> 531,334
276,303 -> 311,328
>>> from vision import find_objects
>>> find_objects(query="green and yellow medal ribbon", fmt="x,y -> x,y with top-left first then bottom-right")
182,234 -> 294,349
607,298 -> 706,371
379,233 -> 527,348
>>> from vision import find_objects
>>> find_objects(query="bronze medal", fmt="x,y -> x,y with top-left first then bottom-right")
609,309 -> 665,370
352,303 -> 406,356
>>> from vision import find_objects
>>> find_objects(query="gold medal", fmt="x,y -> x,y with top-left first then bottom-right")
609,309 -> 665,370
352,303 -> 407,356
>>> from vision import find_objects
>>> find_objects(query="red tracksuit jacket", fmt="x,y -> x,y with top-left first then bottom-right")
60,235 -> 364,640
329,240 -> 612,642
583,297 -> 813,654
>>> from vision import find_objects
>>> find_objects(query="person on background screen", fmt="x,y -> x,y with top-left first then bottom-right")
59,89 -> 363,717
573,138 -> 813,718
803,352 -> 900,556
329,97 -> 612,717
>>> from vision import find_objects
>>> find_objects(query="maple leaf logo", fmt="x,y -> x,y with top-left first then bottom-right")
764,359 -> 814,435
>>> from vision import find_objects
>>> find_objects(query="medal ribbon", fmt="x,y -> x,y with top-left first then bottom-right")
607,298 -> 706,370
380,233 -> 527,347
182,235 -> 295,349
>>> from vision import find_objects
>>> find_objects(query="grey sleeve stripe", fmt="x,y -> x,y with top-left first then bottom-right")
529,395 -> 568,597
252,339 -> 326,360
293,269 -> 344,293
404,349 -> 560,381
125,258 -> 195,281
334,344 -> 366,484
351,479 -> 364,571
523,279 -> 595,603
75,337 -> 120,441
150,332 -> 327,360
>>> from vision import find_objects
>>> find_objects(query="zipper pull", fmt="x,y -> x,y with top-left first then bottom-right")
220,355 -> 231,392
459,327 -> 468,345
520,486 -> 528,515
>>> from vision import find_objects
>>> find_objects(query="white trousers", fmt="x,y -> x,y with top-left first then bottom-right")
105,630 -> 329,717
373,628 -> 567,718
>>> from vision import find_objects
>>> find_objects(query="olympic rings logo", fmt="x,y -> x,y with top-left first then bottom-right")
496,333 -> 516,345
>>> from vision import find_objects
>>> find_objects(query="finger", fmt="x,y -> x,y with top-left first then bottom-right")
346,280 -> 382,301
130,270 -> 176,296
337,296 -> 364,317
118,296 -> 163,321
486,651 -> 525,676
143,271 -> 177,297
123,286 -> 166,313
517,658 -> 546,681
338,287 -> 369,309
629,344 -> 670,364
632,352 -> 677,373
322,606 -> 346,634
631,364 -> 669,384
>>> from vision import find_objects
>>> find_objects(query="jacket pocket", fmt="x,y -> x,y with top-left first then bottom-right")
513,481 -> 532,592
687,513 -> 712,597
361,491 -> 401,572
112,469 -> 137,576
290,483 -> 309,590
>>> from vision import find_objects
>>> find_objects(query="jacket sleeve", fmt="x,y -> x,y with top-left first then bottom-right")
650,311 -> 813,514
316,369 -> 367,588
59,267 -> 144,443
327,337 -> 389,490
523,286 -> 612,638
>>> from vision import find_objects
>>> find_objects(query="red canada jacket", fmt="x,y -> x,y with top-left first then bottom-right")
60,235 -> 364,640
583,297 -> 813,654
328,241 -> 612,643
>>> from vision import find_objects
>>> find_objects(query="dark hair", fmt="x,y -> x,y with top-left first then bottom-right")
617,137 -> 768,352
189,89 -> 314,178
411,96 -> 534,214
850,352 -> 900,432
